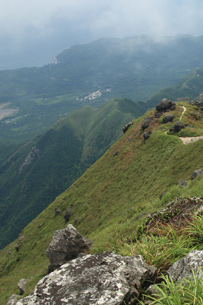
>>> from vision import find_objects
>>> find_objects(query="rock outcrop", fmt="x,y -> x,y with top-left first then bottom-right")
7,295 -> 20,305
17,278 -> 29,295
16,252 -> 157,305
141,117 -> 153,130
167,250 -> 203,282
123,122 -> 133,133
46,224 -> 92,272
191,169 -> 203,180
169,121 -> 185,132
143,131 -> 151,140
162,114 -> 174,124
156,98 -> 176,112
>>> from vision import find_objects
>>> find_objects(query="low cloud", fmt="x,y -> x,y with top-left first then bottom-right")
1,0 -> 203,69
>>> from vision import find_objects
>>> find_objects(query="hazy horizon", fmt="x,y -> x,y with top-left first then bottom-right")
1,0 -> 203,70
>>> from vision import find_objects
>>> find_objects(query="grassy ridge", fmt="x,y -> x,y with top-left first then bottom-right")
0,98 -> 144,249
0,101 -> 203,303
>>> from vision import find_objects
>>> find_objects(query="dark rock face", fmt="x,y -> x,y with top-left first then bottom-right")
162,114 -> 174,124
123,122 -> 133,133
141,117 -> 153,130
169,121 -> 185,132
46,224 -> 92,272
17,252 -> 157,305
143,131 -> 151,140
156,98 -> 176,112
167,250 -> 203,282
191,169 -> 203,180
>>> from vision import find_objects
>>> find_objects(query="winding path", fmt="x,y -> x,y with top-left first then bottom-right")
178,105 -> 203,144
164,105 -> 203,144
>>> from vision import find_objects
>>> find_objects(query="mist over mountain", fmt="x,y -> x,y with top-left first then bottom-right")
2,35 -> 203,150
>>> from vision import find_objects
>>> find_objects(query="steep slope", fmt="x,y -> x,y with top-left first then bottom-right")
2,35 -> 203,145
0,98 -> 145,249
0,99 -> 203,304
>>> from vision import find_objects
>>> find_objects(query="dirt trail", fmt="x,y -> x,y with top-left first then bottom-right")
179,136 -> 203,144
165,105 -> 203,145
179,106 -> 186,121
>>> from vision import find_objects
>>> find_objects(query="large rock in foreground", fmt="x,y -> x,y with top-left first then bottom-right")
46,224 -> 92,272
16,252 -> 157,305
167,250 -> 203,282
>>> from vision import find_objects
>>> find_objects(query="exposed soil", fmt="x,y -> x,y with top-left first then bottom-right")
146,197 -> 203,234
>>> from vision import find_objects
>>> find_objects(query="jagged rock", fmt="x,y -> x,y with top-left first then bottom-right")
7,294 -> 20,305
46,224 -> 92,272
143,131 -> 151,140
191,169 -> 203,180
16,252 -> 157,305
17,278 -> 29,295
162,114 -> 174,124
169,121 -> 185,132
167,250 -> 203,282
64,204 -> 74,222
156,98 -> 176,112
123,122 -> 133,133
141,117 -> 153,130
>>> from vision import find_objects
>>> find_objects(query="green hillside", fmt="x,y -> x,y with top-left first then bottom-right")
0,100 -> 203,304
0,98 -> 145,249
147,67 -> 203,106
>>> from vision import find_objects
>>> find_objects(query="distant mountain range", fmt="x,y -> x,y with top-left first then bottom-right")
2,35 -> 203,146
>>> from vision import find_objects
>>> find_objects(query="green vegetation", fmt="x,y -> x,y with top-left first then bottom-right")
0,101 -> 203,304
140,271 -> 203,304
0,98 -> 144,249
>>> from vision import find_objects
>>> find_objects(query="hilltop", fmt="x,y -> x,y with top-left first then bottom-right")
0,98 -> 203,304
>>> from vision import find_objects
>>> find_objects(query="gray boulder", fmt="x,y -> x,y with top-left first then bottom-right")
46,224 -> 92,272
123,122 -> 133,133
16,252 -> 157,305
156,98 -> 176,112
191,169 -> 203,180
143,131 -> 151,140
167,250 -> 203,282
7,295 -> 20,305
141,117 -> 153,130
162,114 -> 174,124
169,121 -> 185,132
17,278 -> 29,295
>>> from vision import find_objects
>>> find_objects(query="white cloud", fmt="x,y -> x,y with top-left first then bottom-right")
1,0 -> 203,68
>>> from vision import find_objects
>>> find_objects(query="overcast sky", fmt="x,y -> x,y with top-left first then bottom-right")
1,0 -> 203,70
